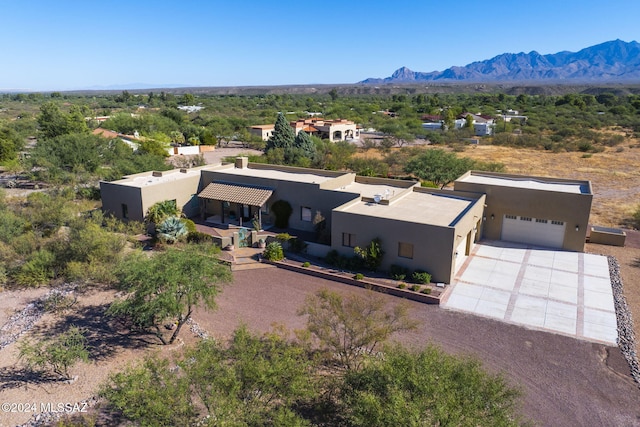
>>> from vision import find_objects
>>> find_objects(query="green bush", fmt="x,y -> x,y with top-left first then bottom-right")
302,261 -> 310,268
186,231 -> 212,244
325,250 -> 340,265
412,270 -> 432,284
289,237 -> 307,254
182,219 -> 197,233
410,284 -> 421,292
14,250 -> 56,287
389,264 -> 410,281
263,242 -> 284,261
354,238 -> 385,271
324,250 -> 362,270
397,283 -> 407,289
633,205 -> 640,229
354,273 -> 364,280
421,288 -> 432,295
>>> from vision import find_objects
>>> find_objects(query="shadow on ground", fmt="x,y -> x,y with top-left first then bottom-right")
31,303 -> 156,361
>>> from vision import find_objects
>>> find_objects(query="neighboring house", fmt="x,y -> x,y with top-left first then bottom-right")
92,128 -> 141,150
248,124 -> 275,141
422,113 -> 495,136
249,118 -> 359,142
100,159 -> 593,284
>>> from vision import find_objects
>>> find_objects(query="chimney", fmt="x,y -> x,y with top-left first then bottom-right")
235,157 -> 248,169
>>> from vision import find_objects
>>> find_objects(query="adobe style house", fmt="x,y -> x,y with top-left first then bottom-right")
249,118 -> 359,142
100,159 -> 593,284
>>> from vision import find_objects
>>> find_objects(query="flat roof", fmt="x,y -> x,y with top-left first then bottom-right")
336,182 -> 408,199
215,166 -> 336,185
115,169 -> 202,188
458,172 -> 590,194
337,190 -> 476,227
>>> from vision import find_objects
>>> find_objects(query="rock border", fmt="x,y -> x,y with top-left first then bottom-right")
608,256 -> 640,387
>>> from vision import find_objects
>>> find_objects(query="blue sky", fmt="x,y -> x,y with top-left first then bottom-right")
1,0 -> 638,91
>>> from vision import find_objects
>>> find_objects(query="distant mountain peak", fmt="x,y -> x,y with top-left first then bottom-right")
360,40 -> 640,84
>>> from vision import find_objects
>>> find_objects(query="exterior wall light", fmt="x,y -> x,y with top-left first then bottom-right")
575,225 -> 580,231
491,214 -> 495,220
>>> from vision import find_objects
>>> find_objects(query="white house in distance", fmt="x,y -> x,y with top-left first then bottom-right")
249,118 -> 359,142
422,113 -> 495,136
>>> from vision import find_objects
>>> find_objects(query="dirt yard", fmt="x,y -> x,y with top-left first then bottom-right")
1,142 -> 639,426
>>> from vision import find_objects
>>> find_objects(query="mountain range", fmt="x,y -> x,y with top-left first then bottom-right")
360,40 -> 640,84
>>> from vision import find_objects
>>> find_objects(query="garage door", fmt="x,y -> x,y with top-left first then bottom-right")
501,215 -> 566,248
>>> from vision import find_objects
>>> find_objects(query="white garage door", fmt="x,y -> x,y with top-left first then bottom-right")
501,215 -> 566,248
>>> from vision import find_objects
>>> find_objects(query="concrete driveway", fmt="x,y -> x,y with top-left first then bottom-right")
442,241 -> 617,345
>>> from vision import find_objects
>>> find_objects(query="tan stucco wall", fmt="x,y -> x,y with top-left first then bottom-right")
330,190 -> 486,283
100,172 -> 202,222
200,169 -> 359,232
454,173 -> 592,251
100,182 -> 143,221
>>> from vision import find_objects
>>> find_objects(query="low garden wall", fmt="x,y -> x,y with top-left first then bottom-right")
264,259 -> 440,305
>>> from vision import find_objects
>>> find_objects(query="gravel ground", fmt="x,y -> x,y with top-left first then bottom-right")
194,268 -> 640,427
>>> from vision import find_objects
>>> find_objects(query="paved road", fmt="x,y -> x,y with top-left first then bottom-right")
194,267 -> 640,427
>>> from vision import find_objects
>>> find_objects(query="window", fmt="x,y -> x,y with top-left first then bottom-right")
535,219 -> 548,224
398,242 -> 414,259
505,214 -> 517,220
551,220 -> 565,226
121,203 -> 128,219
520,216 -> 532,222
301,206 -> 312,222
342,233 -> 356,248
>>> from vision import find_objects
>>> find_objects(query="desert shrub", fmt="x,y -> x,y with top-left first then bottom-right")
182,219 -> 197,233
324,250 -> 361,270
412,270 -> 432,284
43,292 -> 77,314
577,141 -> 593,152
410,284 -> 421,292
389,264 -> 410,281
18,326 -> 89,380
289,237 -> 307,254
633,205 -> 640,229
275,232 -> 292,242
354,273 -> 364,280
263,242 -> 284,261
354,238 -> 384,271
187,231 -> 212,244
325,250 -> 340,265
397,283 -> 407,289
421,288 -> 432,295
302,261 -> 310,268
13,249 -> 56,287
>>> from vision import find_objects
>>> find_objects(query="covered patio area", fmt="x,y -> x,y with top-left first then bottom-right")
197,181 -> 273,230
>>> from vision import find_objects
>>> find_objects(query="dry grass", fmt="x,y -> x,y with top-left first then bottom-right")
357,138 -> 640,228
456,143 -> 640,228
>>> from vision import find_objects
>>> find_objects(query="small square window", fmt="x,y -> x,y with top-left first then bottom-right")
301,206 -> 312,222
398,242 -> 414,259
342,233 -> 356,248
